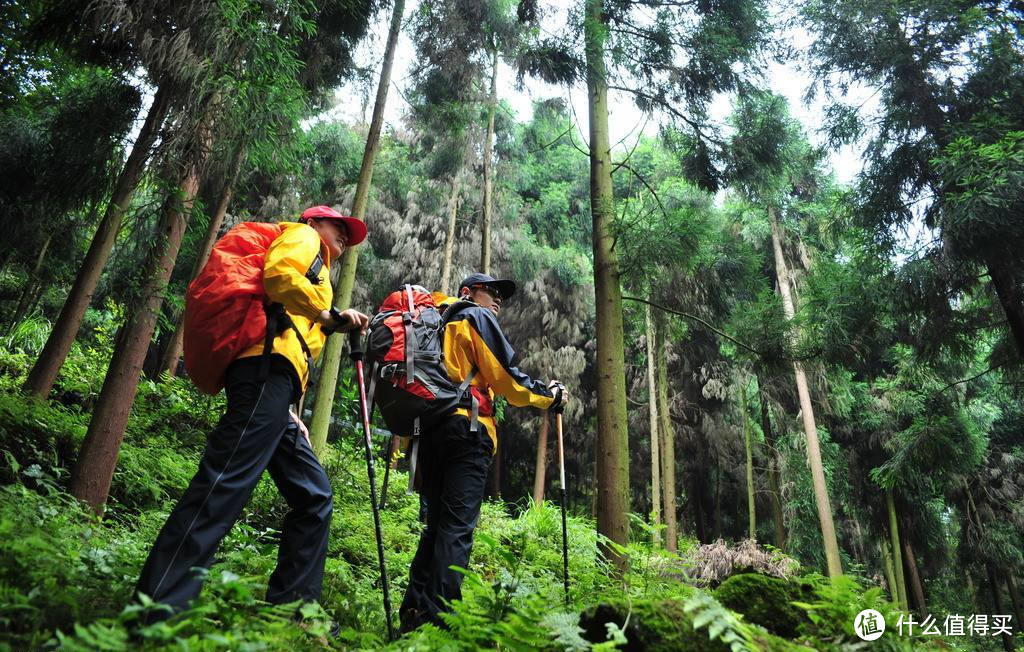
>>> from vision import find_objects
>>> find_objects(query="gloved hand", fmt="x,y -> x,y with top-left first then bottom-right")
548,380 -> 568,413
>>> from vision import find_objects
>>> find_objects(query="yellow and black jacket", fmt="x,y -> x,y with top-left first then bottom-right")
439,297 -> 555,449
237,222 -> 333,391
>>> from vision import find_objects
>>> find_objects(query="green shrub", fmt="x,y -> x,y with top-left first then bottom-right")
0,483 -> 152,650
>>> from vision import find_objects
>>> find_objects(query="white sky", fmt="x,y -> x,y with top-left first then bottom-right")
321,1 -> 877,186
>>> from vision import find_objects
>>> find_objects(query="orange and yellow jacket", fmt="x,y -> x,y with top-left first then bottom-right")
237,222 -> 333,390
436,295 -> 555,450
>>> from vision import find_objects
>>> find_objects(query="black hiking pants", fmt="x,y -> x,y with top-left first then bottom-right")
399,415 -> 493,631
135,357 -> 333,615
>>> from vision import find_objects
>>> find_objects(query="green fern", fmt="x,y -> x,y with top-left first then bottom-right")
683,590 -> 756,652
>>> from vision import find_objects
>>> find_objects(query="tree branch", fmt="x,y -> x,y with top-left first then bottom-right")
607,84 -> 725,147
623,295 -> 762,355
937,362 -> 1006,394
612,160 -> 669,222
528,124 -> 575,154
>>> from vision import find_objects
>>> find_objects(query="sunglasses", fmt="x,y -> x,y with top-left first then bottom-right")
471,284 -> 503,301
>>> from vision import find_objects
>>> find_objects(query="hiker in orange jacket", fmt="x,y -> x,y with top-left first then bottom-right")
135,205 -> 369,618
399,273 -> 569,632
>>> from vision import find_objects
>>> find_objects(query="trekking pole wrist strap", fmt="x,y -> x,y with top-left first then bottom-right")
550,382 -> 565,412
322,307 -> 349,335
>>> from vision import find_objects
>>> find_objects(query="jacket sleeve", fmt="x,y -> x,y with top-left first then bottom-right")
460,307 -> 554,410
262,225 -> 330,320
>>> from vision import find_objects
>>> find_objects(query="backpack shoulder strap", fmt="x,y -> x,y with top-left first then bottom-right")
305,251 -> 324,285
259,302 -> 315,382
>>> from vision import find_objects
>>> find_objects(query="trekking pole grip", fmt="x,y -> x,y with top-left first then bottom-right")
348,329 -> 364,360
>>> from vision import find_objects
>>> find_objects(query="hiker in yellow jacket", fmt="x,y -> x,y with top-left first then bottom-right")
136,206 -> 369,618
399,273 -> 568,632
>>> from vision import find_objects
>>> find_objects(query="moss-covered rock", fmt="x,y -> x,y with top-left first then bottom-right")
580,600 -> 727,652
579,598 -> 802,651
713,573 -> 811,639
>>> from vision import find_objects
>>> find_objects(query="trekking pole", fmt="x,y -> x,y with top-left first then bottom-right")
349,330 -> 395,641
555,408 -> 570,607
378,435 -> 395,510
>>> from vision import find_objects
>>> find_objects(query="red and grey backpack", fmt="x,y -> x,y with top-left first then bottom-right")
364,285 -> 479,441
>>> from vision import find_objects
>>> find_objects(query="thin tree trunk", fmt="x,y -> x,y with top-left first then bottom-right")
655,315 -> 677,552
70,158 -> 202,513
713,469 -> 723,540
694,476 -> 707,544
532,411 -> 549,504
741,381 -> 756,540
24,86 -> 172,398
585,0 -> 630,574
160,144 -> 247,378
307,0 -> 406,456
480,46 -> 497,275
11,233 -> 54,325
985,252 -> 1024,362
439,176 -> 460,295
1007,574 -> 1024,633
902,533 -> 926,614
770,208 -> 843,579
887,490 -> 909,611
852,519 -> 867,565
880,539 -> 898,604
758,379 -> 786,548
987,564 -> 1016,651
646,303 -> 661,547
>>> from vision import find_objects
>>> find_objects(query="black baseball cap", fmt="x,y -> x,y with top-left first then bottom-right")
458,273 -> 516,300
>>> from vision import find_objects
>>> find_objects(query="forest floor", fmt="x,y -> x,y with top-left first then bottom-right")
0,339 -> 995,651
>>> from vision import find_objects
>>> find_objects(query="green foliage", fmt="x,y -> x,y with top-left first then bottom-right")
0,309 -> 972,651
790,574 -> 944,651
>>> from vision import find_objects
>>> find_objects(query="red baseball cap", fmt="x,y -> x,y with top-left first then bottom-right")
299,205 -> 367,246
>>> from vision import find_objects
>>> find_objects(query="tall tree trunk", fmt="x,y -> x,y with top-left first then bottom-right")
159,144 -> 247,378
966,571 -> 977,610
886,490 -> 909,610
11,233 -> 54,325
532,411 -> 549,504
769,208 -> 843,579
987,564 -> 1016,651
741,381 -> 756,540
646,303 -> 661,547
307,0 -> 406,455
24,86 -> 172,398
480,46 -> 498,275
693,475 -> 708,544
880,539 -> 898,604
985,252 -> 1024,361
852,519 -> 867,565
712,469 -> 723,540
438,177 -> 461,294
1007,574 -> 1024,633
901,532 -> 926,614
758,379 -> 786,548
70,158 -> 202,513
655,315 -> 677,552
585,0 -> 630,574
